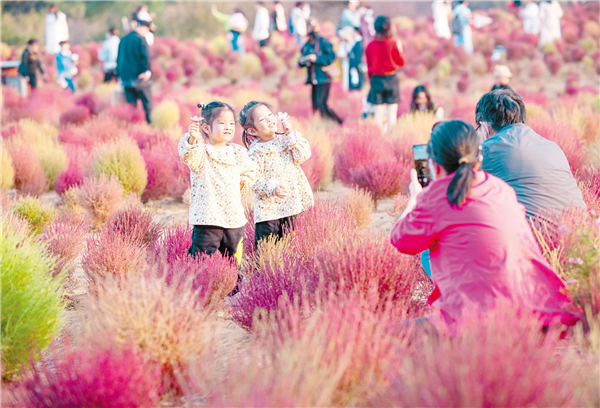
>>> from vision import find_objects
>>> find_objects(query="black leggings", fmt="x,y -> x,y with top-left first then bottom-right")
254,215 -> 297,249
311,82 -> 342,124
188,225 -> 245,260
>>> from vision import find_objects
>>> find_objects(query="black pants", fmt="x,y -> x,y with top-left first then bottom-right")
28,74 -> 37,89
104,69 -> 117,82
254,215 -> 297,249
259,38 -> 269,47
311,82 -> 342,124
124,84 -> 152,124
188,225 -> 245,260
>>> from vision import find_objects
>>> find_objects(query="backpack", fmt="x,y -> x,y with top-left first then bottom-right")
452,14 -> 465,35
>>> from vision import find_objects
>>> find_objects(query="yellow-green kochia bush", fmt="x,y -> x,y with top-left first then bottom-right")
1,217 -> 64,381
90,138 -> 148,196
11,196 -> 55,234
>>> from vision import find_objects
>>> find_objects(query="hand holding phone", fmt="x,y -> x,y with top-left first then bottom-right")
413,144 -> 430,188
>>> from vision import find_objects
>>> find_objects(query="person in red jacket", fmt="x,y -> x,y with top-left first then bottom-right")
365,15 -> 405,132
390,120 -> 577,334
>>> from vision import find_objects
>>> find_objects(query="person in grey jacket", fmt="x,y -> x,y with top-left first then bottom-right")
475,89 -> 585,219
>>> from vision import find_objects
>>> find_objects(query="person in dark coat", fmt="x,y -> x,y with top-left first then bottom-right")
19,39 -> 45,90
116,19 -> 152,123
298,18 -> 343,124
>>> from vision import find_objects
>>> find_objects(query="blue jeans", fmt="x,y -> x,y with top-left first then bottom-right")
420,249 -> 431,278
230,31 -> 240,51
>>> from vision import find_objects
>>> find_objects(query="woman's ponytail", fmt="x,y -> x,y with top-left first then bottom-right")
429,120 -> 480,209
447,161 -> 475,208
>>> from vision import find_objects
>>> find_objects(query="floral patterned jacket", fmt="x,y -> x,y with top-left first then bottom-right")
248,130 -> 314,223
178,134 -> 258,229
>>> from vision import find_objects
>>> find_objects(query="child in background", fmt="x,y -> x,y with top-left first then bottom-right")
55,40 -> 78,92
179,101 -> 257,267
239,101 -> 314,248
409,85 -> 445,120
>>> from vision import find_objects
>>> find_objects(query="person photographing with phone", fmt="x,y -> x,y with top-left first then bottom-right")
298,18 -> 343,124
391,120 -> 576,333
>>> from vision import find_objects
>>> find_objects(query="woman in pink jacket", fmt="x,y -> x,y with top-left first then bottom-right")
390,120 -> 576,332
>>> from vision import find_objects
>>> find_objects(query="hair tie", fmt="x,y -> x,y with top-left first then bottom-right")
458,157 -> 469,165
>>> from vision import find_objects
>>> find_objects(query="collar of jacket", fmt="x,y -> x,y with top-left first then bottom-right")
205,143 -> 244,165
248,131 -> 298,156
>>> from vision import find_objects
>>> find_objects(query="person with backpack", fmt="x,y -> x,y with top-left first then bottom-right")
452,0 -> 473,54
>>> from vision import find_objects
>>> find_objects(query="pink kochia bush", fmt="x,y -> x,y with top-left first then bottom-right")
41,214 -> 88,277
54,163 -> 84,195
149,223 -> 192,264
8,145 -> 49,196
104,201 -> 163,247
141,141 -> 190,201
12,339 -> 161,408
334,124 -> 409,201
376,308 -> 599,407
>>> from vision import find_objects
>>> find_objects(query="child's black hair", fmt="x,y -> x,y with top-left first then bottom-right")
197,101 -> 236,139
238,101 -> 271,149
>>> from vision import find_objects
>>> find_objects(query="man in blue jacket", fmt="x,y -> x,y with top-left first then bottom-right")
476,89 -> 586,219
116,19 -> 152,123
299,18 -> 343,124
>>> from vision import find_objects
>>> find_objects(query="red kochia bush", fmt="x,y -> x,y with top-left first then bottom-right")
149,223 -> 192,264
41,214 -> 88,276
54,163 -> 84,195
59,105 -> 91,126
75,92 -> 106,115
300,144 -> 327,190
315,233 -> 422,313
13,339 -> 161,408
8,145 -> 49,196
141,141 -> 190,201
104,201 -> 163,247
334,124 -> 408,200
528,118 -> 585,171
105,104 -> 146,123
376,307 -> 598,407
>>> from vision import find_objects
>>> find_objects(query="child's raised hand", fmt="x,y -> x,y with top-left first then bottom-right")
273,185 -> 287,199
188,118 -> 202,144
277,112 -> 292,135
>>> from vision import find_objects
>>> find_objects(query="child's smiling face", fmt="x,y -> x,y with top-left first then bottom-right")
203,109 -> 236,146
249,105 -> 278,142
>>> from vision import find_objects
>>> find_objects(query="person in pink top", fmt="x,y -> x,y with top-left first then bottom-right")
390,120 -> 575,332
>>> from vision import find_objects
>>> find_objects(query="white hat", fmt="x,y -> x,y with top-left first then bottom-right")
493,65 -> 512,78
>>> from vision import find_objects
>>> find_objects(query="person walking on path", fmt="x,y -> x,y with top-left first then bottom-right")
212,6 -> 249,53
270,1 -> 288,33
55,40 -> 78,93
299,19 -> 343,124
432,0 -> 452,39
18,39 -> 45,91
520,0 -> 541,35
116,20 -> 153,123
99,27 -> 120,82
452,1 -> 473,54
45,4 -> 69,55
538,0 -> 563,48
253,2 -> 271,47
365,15 -> 405,132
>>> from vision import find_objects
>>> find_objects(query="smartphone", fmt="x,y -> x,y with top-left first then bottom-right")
413,144 -> 430,188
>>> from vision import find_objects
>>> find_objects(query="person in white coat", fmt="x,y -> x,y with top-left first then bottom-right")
98,27 -> 120,82
270,1 -> 288,33
432,0 -> 452,39
45,4 -> 69,55
290,2 -> 310,45
253,2 -> 271,47
520,0 -> 541,34
538,0 -> 563,47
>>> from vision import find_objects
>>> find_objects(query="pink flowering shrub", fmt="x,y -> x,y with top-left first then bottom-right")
376,307 -> 598,407
334,124 -> 409,201
314,233 -> 422,312
82,227 -> 147,294
104,201 -> 163,247
12,339 -> 161,408
60,105 -> 91,126
41,213 -> 88,277
75,92 -> 105,115
54,163 -> 84,195
141,141 -> 190,201
300,145 -> 328,191
149,223 -> 192,264
8,145 -> 49,196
